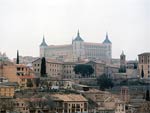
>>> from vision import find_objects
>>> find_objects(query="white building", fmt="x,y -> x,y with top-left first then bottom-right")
40,31 -> 112,63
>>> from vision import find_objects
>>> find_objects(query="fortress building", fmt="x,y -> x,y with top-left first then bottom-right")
40,31 -> 112,62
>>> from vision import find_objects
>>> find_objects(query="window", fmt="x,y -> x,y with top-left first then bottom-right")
17,67 -> 20,71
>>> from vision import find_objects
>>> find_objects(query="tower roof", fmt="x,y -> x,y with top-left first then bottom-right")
121,50 -> 125,56
103,32 -> 111,44
40,35 -> 48,47
73,30 -> 84,41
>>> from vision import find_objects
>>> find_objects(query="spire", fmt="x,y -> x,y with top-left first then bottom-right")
40,35 -> 48,47
106,32 -> 108,39
103,32 -> 111,44
43,35 -> 45,42
121,50 -> 124,56
77,29 -> 80,37
73,30 -> 84,41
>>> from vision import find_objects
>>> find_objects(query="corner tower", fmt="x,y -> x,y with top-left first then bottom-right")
72,30 -> 85,61
40,35 -> 48,57
103,32 -> 112,62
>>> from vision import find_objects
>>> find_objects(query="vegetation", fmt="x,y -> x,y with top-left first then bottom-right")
134,63 -> 137,69
141,69 -> 144,78
146,90 -> 150,101
119,66 -> 126,73
40,57 -> 47,77
97,74 -> 114,91
74,64 -> 94,77
16,50 -> 19,64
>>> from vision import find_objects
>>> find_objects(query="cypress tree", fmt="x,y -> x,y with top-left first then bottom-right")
141,68 -> 144,78
16,50 -> 19,64
146,89 -> 150,101
40,57 -> 47,77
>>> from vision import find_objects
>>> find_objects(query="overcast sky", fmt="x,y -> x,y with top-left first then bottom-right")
0,0 -> 149,60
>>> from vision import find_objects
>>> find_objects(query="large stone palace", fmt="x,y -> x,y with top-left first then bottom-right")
40,31 -> 112,62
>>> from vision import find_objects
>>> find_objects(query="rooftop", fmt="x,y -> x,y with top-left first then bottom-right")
51,94 -> 87,102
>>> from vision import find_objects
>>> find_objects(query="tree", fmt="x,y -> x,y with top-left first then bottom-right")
73,64 -> 94,77
40,57 -> 47,77
97,74 -> 114,91
146,90 -> 150,101
16,50 -> 19,64
119,66 -> 126,73
141,68 -> 144,78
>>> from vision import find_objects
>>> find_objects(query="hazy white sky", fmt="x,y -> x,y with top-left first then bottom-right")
0,0 -> 149,60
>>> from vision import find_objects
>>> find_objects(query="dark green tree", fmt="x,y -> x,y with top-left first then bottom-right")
119,66 -> 126,73
97,74 -> 114,91
16,50 -> 19,64
73,64 -> 94,77
146,89 -> 150,101
40,57 -> 47,77
141,68 -> 144,78
134,63 -> 137,69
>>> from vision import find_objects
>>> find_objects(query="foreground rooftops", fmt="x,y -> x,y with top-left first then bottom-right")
51,94 -> 87,102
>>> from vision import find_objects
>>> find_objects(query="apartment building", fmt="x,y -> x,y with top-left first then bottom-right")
138,52 -> 150,78
51,94 -> 88,113
32,58 -> 106,78
0,85 -> 14,97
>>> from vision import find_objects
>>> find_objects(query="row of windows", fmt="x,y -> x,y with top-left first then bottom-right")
0,93 -> 12,96
17,67 -> 27,71
34,64 -> 40,67
0,88 -> 13,91
34,69 -> 40,72
34,63 -> 74,69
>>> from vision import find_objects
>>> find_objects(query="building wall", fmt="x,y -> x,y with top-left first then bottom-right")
46,62 -> 63,78
33,58 -> 108,79
2,64 -> 33,83
32,58 -> 41,77
2,65 -> 19,82
0,86 -> 14,97
40,41 -> 112,62
115,102 -> 126,113
14,98 -> 30,113
63,63 -> 76,79
138,53 -> 150,78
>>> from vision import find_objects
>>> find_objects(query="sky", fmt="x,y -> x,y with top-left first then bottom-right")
0,0 -> 149,60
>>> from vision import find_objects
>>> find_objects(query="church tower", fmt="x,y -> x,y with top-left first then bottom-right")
103,32 -> 112,62
72,30 -> 85,61
40,35 -> 48,58
120,51 -> 126,72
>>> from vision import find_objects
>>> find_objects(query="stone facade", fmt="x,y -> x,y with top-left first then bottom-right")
40,31 -> 112,63
0,85 -> 14,97
138,52 -> 150,78
32,58 -> 106,78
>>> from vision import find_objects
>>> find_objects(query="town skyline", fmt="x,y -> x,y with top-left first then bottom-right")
0,0 -> 149,60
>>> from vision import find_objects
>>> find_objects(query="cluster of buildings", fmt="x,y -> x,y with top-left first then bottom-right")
0,31 -> 150,113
